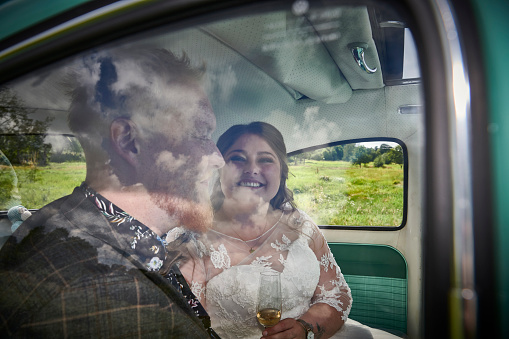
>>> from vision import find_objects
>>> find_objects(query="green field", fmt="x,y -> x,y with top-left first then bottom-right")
287,160 -> 404,227
13,162 -> 86,209
8,160 -> 403,227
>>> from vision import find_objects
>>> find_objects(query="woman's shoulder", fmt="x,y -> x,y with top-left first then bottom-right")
282,203 -> 313,221
282,204 -> 318,233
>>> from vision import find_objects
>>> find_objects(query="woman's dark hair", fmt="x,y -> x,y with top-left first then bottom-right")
212,121 -> 296,211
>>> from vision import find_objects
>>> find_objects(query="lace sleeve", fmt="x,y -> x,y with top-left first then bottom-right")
179,239 -> 208,305
300,212 -> 352,321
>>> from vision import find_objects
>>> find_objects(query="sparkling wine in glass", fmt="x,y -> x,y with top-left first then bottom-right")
256,271 -> 282,328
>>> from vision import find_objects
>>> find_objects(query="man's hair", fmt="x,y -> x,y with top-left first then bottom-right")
211,121 -> 296,211
67,48 -> 204,149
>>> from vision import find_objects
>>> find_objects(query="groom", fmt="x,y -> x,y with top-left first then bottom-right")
0,48 -> 224,337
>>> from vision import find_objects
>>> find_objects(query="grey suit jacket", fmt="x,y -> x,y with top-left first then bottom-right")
0,187 -> 210,338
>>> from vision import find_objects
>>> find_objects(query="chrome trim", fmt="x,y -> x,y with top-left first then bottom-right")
433,0 -> 477,337
398,105 -> 422,115
379,20 -> 406,28
348,43 -> 377,74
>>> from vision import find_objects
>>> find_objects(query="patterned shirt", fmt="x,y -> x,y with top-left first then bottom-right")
81,183 -> 218,338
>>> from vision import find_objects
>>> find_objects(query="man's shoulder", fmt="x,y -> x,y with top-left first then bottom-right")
26,187 -> 90,224
0,189 -> 210,338
0,187 -> 103,276
7,187 -> 83,231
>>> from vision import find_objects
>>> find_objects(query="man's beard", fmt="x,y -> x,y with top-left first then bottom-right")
150,191 -> 214,233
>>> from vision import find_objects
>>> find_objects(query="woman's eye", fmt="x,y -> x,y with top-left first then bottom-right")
230,155 -> 246,162
259,157 -> 274,163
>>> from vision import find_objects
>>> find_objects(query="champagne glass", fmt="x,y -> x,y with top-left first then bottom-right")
256,271 -> 282,328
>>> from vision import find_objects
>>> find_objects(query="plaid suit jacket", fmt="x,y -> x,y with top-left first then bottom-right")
0,188 -> 211,338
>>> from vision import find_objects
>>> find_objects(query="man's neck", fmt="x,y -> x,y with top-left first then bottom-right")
93,184 -> 179,236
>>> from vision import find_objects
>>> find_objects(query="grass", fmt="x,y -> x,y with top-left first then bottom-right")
8,160 -> 404,227
13,162 -> 86,209
287,160 -> 404,227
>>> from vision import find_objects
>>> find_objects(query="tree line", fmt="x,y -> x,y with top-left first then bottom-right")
289,143 -> 404,168
0,87 -> 85,167
0,87 -> 53,166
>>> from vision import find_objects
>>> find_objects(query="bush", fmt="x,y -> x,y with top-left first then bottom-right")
311,153 -> 323,161
374,155 -> 384,168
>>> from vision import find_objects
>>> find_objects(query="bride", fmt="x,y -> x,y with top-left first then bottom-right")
183,122 -> 397,339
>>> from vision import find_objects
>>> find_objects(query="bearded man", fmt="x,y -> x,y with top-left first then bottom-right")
0,48 -> 224,338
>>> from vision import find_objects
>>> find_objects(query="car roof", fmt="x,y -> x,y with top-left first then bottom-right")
0,0 -> 93,42
1,1 -> 421,154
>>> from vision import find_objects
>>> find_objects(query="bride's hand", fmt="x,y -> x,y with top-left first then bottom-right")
261,318 -> 306,339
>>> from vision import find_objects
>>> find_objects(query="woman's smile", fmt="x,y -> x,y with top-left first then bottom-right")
238,180 -> 264,188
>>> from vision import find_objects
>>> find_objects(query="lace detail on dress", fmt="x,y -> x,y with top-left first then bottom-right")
320,252 -> 335,272
271,234 -> 291,251
191,281 -> 205,302
250,255 -> 273,268
278,253 -> 287,266
311,284 -> 351,320
204,208 -> 353,339
301,221 -> 315,238
210,244 -> 231,269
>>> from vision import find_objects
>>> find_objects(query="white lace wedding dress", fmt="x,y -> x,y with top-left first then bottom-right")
187,207 -> 399,339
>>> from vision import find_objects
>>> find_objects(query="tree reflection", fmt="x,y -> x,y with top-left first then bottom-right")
0,87 -> 53,166
0,86 -> 53,209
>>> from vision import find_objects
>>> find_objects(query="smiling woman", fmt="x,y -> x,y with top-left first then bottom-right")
181,121 -> 403,339
0,0 -> 505,337
187,121 -> 357,339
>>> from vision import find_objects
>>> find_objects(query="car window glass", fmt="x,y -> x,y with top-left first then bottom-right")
403,28 -> 420,79
287,140 -> 406,227
0,2 -> 422,231
0,2 -> 424,337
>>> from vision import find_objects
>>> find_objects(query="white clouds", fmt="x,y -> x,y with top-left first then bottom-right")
203,64 -> 238,104
156,151 -> 190,173
111,60 -> 152,94
293,106 -> 340,145
263,106 -> 342,152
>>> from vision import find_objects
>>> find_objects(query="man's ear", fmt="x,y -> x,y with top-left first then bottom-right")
110,118 -> 139,166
